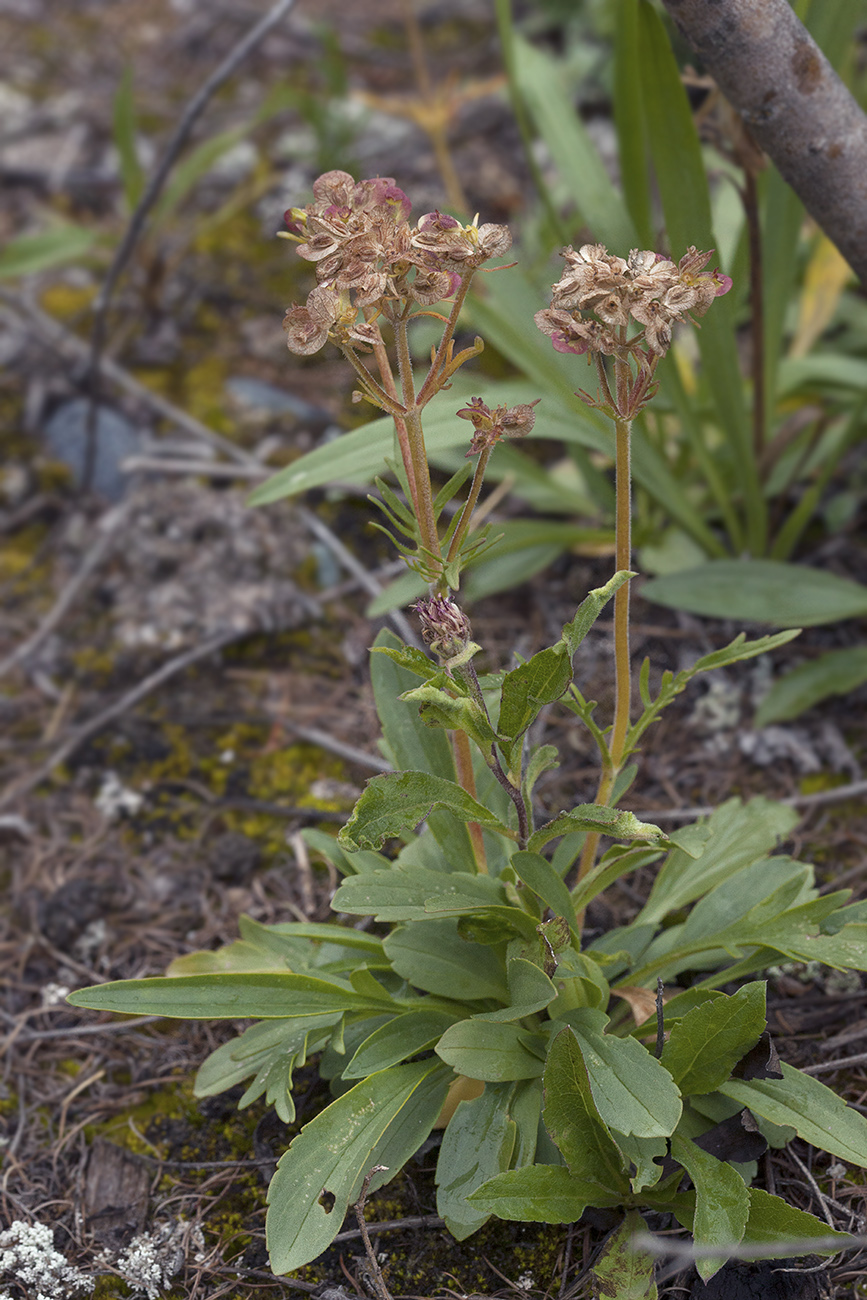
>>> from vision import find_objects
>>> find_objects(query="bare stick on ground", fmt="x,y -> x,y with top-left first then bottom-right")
83,0 -> 300,484
352,1166 -> 394,1300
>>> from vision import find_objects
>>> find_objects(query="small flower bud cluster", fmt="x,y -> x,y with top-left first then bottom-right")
413,595 -> 472,659
281,170 -> 511,356
535,243 -> 732,360
456,396 -> 541,456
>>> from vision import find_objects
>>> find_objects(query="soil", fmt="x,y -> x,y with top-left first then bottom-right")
2,3 -> 867,1299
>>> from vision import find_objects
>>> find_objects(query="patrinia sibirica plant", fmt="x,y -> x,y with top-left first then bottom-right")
70,173 -> 867,1289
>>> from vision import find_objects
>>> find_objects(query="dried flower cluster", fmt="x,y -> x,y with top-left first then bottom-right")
457,395 -> 541,456
281,170 -> 511,355
535,243 -> 732,360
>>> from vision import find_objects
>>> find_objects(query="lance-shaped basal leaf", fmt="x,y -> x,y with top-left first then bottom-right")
720,1062 -> 867,1166
510,851 -> 578,933
384,918 -> 509,1001
660,983 -> 767,1097
342,1009 -> 460,1079
266,1058 -> 449,1274
467,1163 -> 623,1222
475,957 -> 559,1023
338,771 -> 513,851
670,1132 -> 749,1282
332,864 -> 513,921
436,1081 -> 519,1239
590,1211 -> 658,1300
170,915 -> 386,977
542,1026 -> 631,1195
740,1187 -> 850,1256
497,572 -> 632,758
436,1019 -> 546,1082
570,844 -> 664,918
66,971 -> 394,1020
611,1131 -> 668,1194
195,1017 -> 338,1098
528,805 -> 662,855
637,797 -> 799,925
563,1009 -> 682,1138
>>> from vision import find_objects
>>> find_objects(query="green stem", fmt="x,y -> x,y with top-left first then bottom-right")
446,445 -> 492,569
365,310 -> 419,515
452,727 -> 487,872
416,273 -> 476,408
394,315 -> 440,564
575,366 -> 633,901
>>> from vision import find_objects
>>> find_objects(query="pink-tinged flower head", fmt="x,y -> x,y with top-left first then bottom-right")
413,595 -> 472,659
537,240 -> 732,363
457,395 -> 541,456
411,212 -> 512,274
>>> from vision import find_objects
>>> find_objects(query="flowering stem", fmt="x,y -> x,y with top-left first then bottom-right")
394,315 -> 440,564
452,728 -> 487,872
416,273 -> 476,408
446,445 -> 491,569
575,390 -> 633,900
610,411 -> 632,767
366,310 -> 419,513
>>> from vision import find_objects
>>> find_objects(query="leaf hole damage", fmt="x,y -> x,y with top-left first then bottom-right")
318,1188 -> 336,1213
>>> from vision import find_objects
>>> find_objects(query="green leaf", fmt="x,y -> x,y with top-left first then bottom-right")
383,918 -> 508,1002
670,1133 -> 749,1282
563,1009 -> 683,1139
370,631 -> 478,870
612,1132 -> 668,1194
400,685 -> 498,752
436,1019 -> 546,1082
637,3 -> 756,548
371,644 -> 441,683
561,572 -> 634,656
112,65 -> 145,210
590,1211 -> 658,1300
467,1163 -> 622,1221
660,984 -> 767,1097
637,798 -> 800,925
497,573 -> 631,760
498,645 -> 573,751
66,971 -> 392,1019
528,806 -> 662,855
0,225 -> 96,279
195,1018 -> 335,1098
642,559 -> 867,626
720,1062 -> 867,1166
542,1027 -> 631,1194
153,124 -> 248,226
343,1009 -> 459,1079
511,35 -> 635,249
338,771 -> 512,852
436,1082 -> 520,1239
476,958 -> 559,1023
756,647 -> 867,725
266,1058 -> 449,1273
332,863 -> 515,921
510,851 -> 577,934
570,845 -> 664,918
741,1187 -> 850,1255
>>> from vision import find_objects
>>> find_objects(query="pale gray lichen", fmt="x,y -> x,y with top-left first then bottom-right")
110,1220 -> 205,1299
0,1220 -> 93,1300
